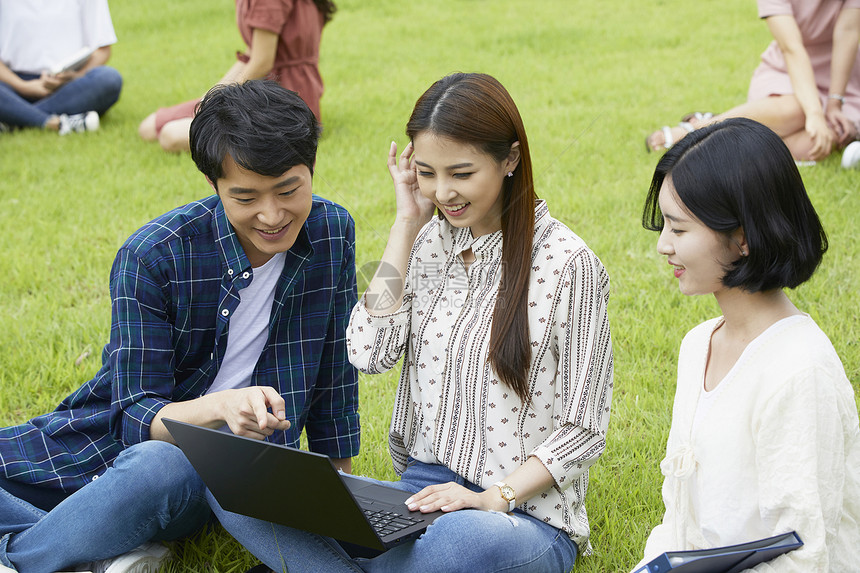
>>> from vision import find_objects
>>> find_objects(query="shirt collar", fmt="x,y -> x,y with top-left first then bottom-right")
441,199 -> 549,258
534,199 -> 549,229
212,199 -> 250,276
210,196 -> 315,278
450,223 -> 478,256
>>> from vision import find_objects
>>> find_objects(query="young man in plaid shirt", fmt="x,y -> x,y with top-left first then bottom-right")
0,81 -> 360,573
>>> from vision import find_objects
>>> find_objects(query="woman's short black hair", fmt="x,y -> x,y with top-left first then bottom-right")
642,117 -> 828,292
190,80 -> 320,187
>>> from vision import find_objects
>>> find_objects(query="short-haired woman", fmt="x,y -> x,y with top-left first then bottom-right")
634,117 -> 860,571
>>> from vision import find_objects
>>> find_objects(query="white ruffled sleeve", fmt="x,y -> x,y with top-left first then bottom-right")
346,293 -> 412,375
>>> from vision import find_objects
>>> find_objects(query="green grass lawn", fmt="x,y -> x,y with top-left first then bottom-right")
1,0 -> 857,571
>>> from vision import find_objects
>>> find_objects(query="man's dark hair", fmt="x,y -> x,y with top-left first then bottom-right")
190,80 -> 320,187
643,117 -> 827,292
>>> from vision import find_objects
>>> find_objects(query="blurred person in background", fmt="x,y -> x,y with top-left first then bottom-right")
139,0 -> 336,152
0,0 -> 122,135
645,0 -> 860,168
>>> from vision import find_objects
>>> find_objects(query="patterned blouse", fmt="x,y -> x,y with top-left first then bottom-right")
348,201 -> 614,550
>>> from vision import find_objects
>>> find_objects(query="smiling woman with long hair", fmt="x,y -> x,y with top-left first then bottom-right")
210,72 -> 615,573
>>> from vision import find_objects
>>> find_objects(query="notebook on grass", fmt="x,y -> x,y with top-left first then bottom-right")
633,531 -> 803,573
162,418 -> 444,551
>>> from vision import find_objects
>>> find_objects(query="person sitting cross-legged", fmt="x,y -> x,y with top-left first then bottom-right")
0,80 -> 360,573
0,0 -> 123,135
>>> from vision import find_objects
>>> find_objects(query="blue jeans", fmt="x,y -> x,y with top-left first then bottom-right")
0,441 -> 211,573
0,66 -> 123,128
210,460 -> 578,573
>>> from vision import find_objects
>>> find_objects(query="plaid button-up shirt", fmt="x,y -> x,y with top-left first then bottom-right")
0,194 -> 360,492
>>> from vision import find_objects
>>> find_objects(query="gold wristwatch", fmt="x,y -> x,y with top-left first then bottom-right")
493,481 -> 516,512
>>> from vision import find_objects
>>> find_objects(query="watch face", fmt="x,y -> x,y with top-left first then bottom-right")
500,485 -> 515,501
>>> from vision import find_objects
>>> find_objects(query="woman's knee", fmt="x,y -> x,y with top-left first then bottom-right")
87,66 -> 123,108
409,510 -> 574,572
138,113 -> 157,140
769,94 -> 806,130
157,120 -> 192,153
99,67 -> 123,96
417,511 -> 516,559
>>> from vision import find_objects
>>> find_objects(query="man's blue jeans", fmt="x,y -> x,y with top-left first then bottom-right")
210,459 -> 579,573
0,441 -> 211,573
0,66 -> 122,128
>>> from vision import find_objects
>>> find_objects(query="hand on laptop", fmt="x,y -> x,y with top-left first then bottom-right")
405,481 -> 503,514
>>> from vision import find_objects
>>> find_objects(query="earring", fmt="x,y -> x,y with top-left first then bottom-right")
740,250 -> 748,257
507,171 -> 514,178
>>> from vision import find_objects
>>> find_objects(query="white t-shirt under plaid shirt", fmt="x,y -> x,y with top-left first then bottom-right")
347,201 -> 614,552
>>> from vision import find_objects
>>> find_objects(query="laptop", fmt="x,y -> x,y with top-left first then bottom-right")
162,418 -> 444,551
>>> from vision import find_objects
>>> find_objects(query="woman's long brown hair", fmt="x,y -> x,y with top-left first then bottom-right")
406,73 -> 536,404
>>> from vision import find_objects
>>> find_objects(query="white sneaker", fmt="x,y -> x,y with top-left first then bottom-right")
841,140 -> 860,169
58,111 -> 99,136
85,542 -> 169,573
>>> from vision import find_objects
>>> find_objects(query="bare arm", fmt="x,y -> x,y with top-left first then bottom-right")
0,60 -> 52,98
332,458 -> 353,474
215,61 -> 248,86
0,60 -> 17,86
215,28 -> 279,86
826,8 -> 860,143
81,45 -> 111,71
766,14 -> 834,159
150,386 -> 290,443
236,28 -> 278,82
405,456 -> 555,513
363,141 -> 436,316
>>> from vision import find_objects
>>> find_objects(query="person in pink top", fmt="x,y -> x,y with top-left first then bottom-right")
138,0 -> 334,152
645,0 -> 860,168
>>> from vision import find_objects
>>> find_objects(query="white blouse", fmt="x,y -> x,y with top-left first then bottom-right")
348,201 -> 614,550
637,315 -> 860,572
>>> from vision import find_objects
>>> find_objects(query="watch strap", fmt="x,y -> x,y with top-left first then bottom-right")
493,481 -> 516,512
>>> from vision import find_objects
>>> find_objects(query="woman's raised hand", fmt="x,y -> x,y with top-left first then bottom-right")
388,141 -> 435,229
360,141 -> 434,316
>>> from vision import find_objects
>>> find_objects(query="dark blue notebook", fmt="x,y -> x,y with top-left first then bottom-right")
633,531 -> 803,573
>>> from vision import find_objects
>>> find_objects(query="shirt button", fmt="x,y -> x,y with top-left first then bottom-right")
221,309 -> 230,317
242,272 -> 250,279
227,269 -> 234,276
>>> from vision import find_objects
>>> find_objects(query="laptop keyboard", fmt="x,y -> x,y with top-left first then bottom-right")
364,508 -> 422,537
